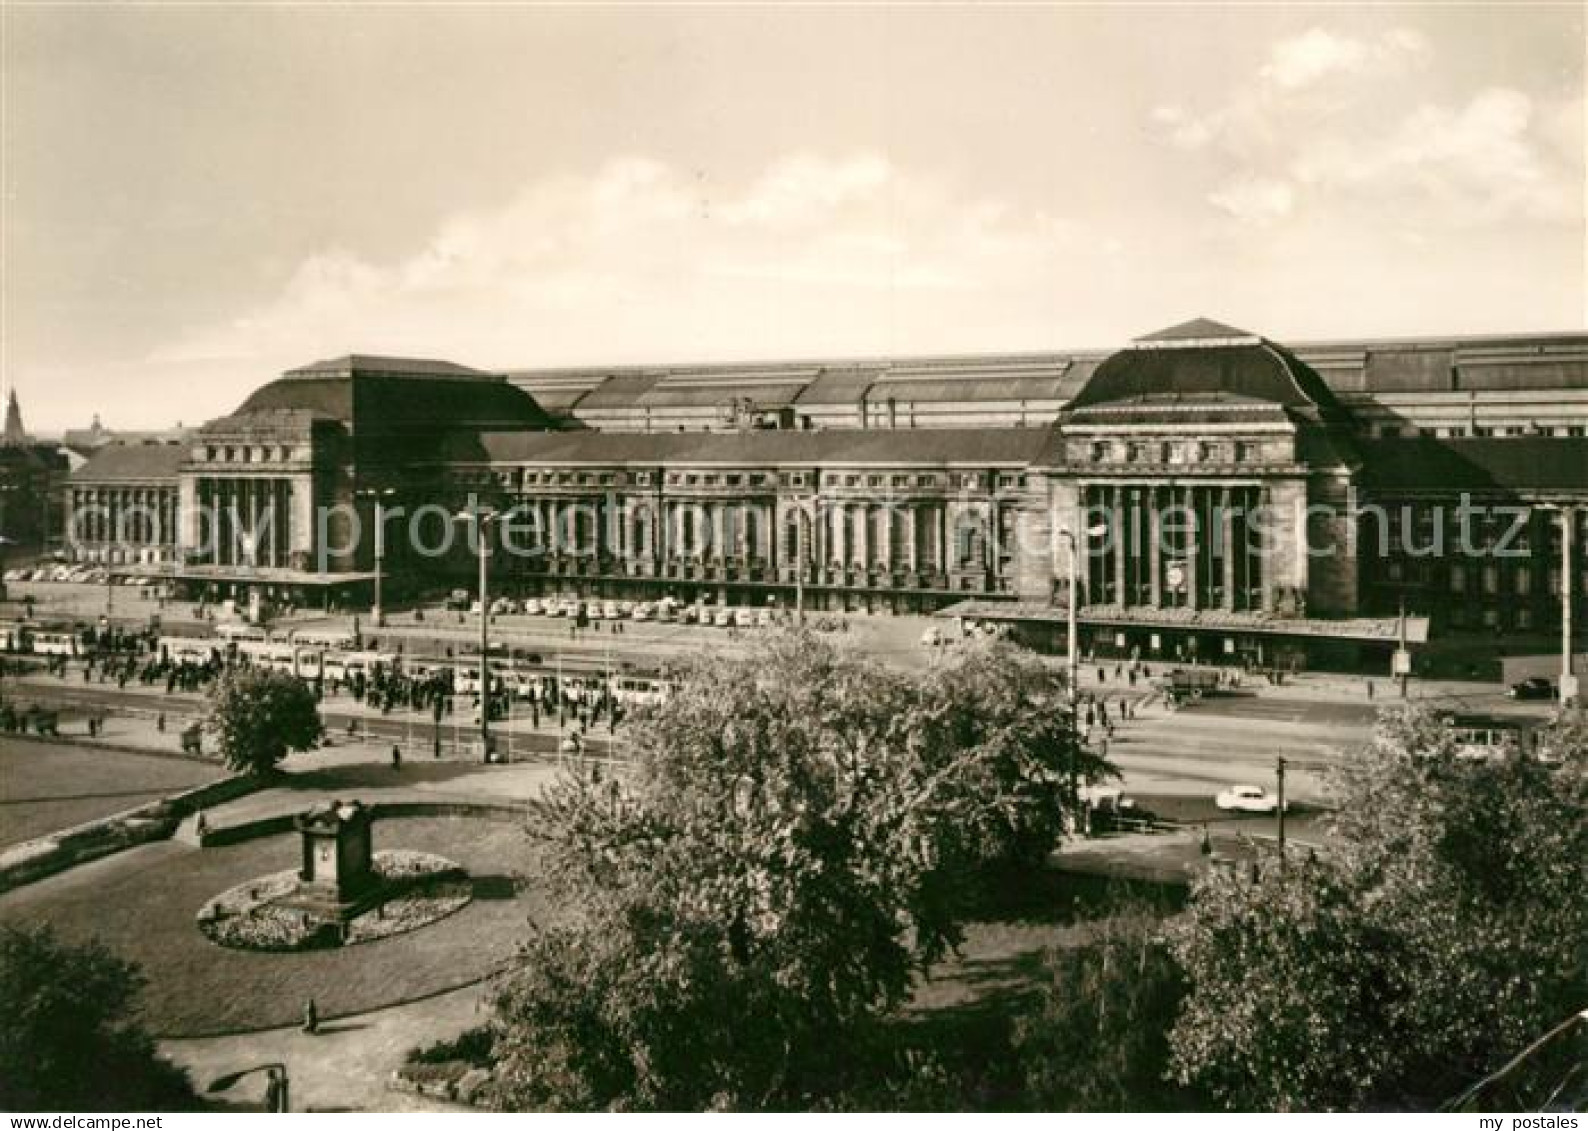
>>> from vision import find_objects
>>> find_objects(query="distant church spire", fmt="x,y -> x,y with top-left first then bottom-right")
1,390 -> 26,446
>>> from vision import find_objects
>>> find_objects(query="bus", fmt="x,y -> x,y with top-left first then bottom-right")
159,636 -> 223,665
320,650 -> 397,684
0,621 -> 31,653
1437,712 -> 1542,761
290,627 -> 357,650
214,623 -> 267,643
235,640 -> 299,675
32,631 -> 81,657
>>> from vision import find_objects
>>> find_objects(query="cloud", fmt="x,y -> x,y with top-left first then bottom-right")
1151,26 -> 1578,229
1207,175 -> 1295,226
147,153 -> 1085,372
1292,87 -> 1576,224
1260,27 -> 1428,91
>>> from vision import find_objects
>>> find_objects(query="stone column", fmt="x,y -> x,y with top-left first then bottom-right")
1148,487 -> 1163,607
1111,485 -> 1127,607
855,504 -> 869,568
1221,487 -> 1237,611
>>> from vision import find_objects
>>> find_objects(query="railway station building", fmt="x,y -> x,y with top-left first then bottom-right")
65,319 -> 1588,675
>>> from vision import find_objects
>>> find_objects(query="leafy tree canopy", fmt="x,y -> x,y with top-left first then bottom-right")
1168,704 -> 1588,1112
0,925 -> 196,1111
490,632 -> 1109,1111
203,666 -> 322,775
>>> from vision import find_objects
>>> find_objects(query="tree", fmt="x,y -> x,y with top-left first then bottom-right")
1014,911 -> 1202,1111
1167,705 -> 1588,1111
489,632 -> 1107,1111
0,925 -> 197,1111
203,666 -> 322,775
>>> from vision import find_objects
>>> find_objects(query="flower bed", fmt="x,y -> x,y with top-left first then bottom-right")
196,850 -> 474,951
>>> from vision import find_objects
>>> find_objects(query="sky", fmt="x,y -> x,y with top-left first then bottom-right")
2,3 -> 1583,434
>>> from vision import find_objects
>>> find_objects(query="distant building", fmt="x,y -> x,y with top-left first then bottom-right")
0,390 -> 69,550
2,391 -> 27,446
62,324 -> 1588,671
58,414 -> 190,472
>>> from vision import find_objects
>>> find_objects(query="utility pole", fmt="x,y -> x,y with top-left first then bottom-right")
478,522 -> 490,761
1562,506 -> 1578,707
1396,598 -> 1409,699
1276,755 -> 1287,872
454,506 -> 498,762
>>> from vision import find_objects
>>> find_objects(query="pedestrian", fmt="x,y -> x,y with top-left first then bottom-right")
1366,679 -> 1375,700
302,997 -> 319,1035
264,1068 -> 286,1113
156,712 -> 166,732
391,744 -> 402,771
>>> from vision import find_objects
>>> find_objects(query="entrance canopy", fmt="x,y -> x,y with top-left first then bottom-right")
936,599 -> 1430,645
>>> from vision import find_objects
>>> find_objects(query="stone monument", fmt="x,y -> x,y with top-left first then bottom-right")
289,800 -> 376,919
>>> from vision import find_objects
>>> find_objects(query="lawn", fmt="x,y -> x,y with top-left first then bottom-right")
0,814 -> 550,1036
0,737 -> 225,848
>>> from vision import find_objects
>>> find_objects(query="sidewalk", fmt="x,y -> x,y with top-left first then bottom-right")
161,982 -> 489,1112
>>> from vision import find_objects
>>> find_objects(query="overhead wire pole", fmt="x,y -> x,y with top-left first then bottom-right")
1059,518 -> 1108,820
1538,503 -> 1580,707
1276,756 -> 1287,872
454,505 -> 499,762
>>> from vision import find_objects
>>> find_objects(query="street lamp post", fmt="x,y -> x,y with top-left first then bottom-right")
355,488 -> 396,626
1540,503 -> 1580,707
455,507 -> 500,761
1058,520 -> 1108,808
208,1062 -> 289,1112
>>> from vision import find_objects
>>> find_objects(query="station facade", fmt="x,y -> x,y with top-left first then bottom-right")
66,319 -> 1588,672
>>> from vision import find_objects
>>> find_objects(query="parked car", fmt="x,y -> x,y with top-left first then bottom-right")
713,608 -> 735,628
1215,784 -> 1287,814
1508,677 -> 1558,700
522,598 -> 544,615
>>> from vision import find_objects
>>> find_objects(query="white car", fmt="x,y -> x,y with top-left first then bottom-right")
712,608 -> 734,627
1215,784 -> 1288,814
602,601 -> 622,620
522,598 -> 544,615
631,602 -> 653,622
